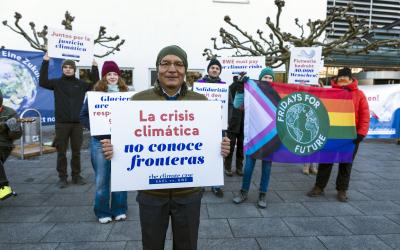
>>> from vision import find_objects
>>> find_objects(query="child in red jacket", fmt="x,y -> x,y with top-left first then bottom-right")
307,67 -> 370,202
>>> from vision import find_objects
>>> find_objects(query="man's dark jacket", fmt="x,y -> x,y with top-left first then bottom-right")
227,81 -> 244,134
39,60 -> 98,123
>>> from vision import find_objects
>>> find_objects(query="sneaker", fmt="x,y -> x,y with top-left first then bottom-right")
0,186 -> 13,200
57,178 -> 68,189
337,190 -> 348,202
257,192 -> 267,208
98,217 -> 112,224
211,187 -> 224,198
115,214 -> 127,221
236,169 -> 243,176
224,169 -> 233,177
232,190 -> 248,204
307,186 -> 324,197
72,175 -> 86,185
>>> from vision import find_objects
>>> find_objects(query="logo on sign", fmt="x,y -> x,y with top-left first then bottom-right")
276,92 -> 329,155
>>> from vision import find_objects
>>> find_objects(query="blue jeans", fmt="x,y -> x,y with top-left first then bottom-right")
91,137 -> 127,218
241,155 -> 271,193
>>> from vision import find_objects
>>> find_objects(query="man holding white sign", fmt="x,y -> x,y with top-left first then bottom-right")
101,45 -> 230,250
39,53 -> 98,188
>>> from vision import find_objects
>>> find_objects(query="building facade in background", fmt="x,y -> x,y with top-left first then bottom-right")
323,0 -> 400,85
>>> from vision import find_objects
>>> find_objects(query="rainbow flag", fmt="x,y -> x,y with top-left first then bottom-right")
244,79 -> 356,163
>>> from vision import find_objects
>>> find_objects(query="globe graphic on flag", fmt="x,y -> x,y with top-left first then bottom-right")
286,103 -> 320,144
0,58 -> 37,112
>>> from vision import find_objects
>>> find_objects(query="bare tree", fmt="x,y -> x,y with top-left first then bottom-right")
204,0 -> 400,68
2,11 -> 125,58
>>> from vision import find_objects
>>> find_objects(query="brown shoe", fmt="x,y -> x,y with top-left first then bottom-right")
337,190 -> 348,202
307,186 -> 324,197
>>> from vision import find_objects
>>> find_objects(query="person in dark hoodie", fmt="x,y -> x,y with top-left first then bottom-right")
307,67 -> 370,202
0,90 -> 22,200
39,52 -> 99,188
196,58 -> 225,197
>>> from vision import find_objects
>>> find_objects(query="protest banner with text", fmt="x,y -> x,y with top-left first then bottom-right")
359,85 -> 400,138
47,28 -> 94,63
219,56 -> 265,84
288,47 -> 322,85
87,91 -> 136,136
110,101 -> 223,191
192,82 -> 228,129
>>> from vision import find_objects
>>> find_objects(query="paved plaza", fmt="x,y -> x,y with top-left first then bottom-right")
0,137 -> 399,249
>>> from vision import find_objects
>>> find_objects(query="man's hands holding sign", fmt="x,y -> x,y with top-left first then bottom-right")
100,137 -> 231,160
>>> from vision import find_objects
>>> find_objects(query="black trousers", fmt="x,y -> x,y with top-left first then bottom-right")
316,142 -> 360,191
55,123 -> 83,179
0,147 -> 12,187
137,191 -> 202,250
224,131 -> 244,171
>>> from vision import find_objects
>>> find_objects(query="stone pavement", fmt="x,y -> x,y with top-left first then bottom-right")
0,139 -> 400,250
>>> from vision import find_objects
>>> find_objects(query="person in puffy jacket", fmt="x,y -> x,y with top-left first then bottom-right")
0,90 -> 22,200
307,67 -> 370,202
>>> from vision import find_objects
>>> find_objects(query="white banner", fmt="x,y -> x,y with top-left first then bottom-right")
192,82 -> 228,130
359,85 -> 400,138
110,101 -> 223,191
219,56 -> 265,84
47,28 -> 94,63
288,47 -> 322,85
87,91 -> 136,136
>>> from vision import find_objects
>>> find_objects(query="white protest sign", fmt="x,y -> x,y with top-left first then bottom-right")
192,82 -> 229,130
110,101 -> 223,191
288,47 -> 322,85
87,91 -> 136,136
47,27 -> 94,63
219,56 -> 265,84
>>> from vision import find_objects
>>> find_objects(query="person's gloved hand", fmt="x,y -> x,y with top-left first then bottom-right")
5,118 -> 20,132
236,76 -> 249,93
353,134 -> 365,144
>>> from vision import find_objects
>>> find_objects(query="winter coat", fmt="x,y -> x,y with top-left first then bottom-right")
331,78 -> 370,136
227,81 -> 244,134
0,106 -> 22,147
196,75 -> 226,84
39,60 -> 99,123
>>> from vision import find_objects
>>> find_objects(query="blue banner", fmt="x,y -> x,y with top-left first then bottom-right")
0,48 -> 62,125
